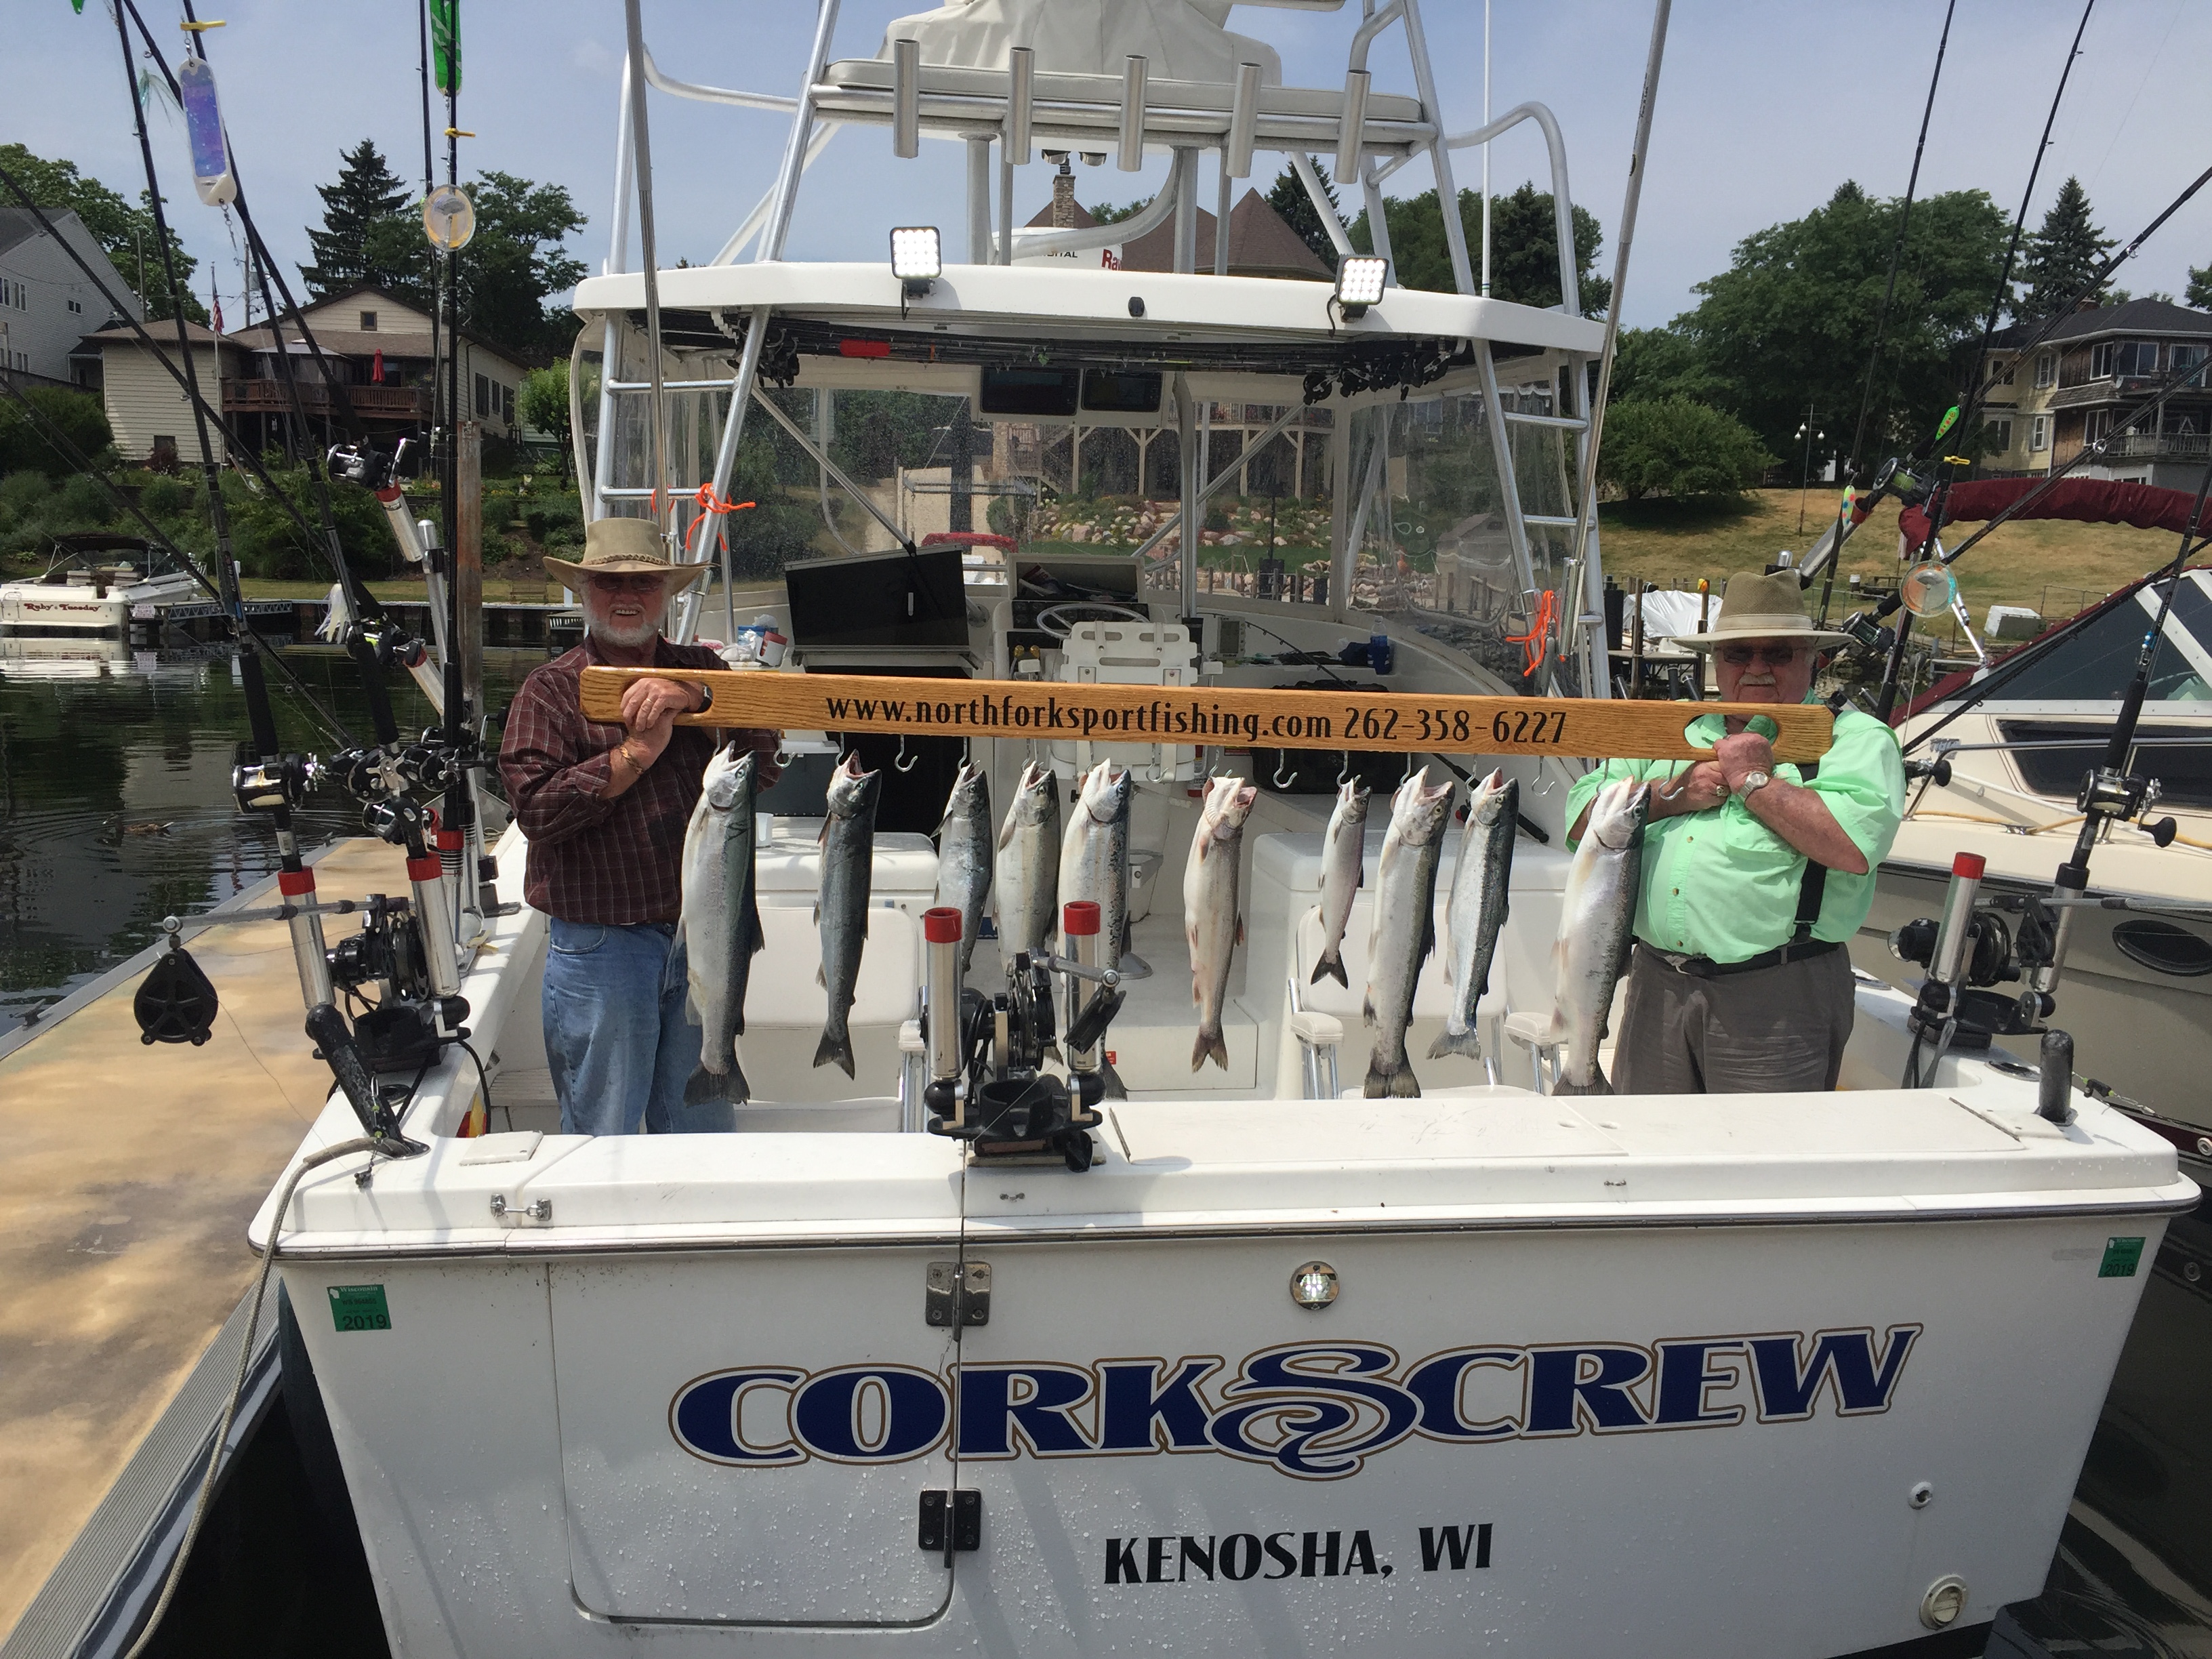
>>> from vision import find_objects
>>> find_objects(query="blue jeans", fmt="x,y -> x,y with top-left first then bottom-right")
542,919 -> 734,1135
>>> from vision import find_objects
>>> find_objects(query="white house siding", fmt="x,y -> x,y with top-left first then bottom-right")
102,341 -> 236,462
0,210 -> 142,383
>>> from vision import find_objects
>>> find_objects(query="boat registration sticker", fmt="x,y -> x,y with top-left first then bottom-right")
329,1284 -> 392,1332
2099,1237 -> 2145,1279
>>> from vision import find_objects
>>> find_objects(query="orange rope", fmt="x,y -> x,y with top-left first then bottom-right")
1504,589 -> 1557,676
682,483 -> 754,558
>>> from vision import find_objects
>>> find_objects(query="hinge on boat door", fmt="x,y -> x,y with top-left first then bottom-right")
925,1261 -> 991,1328
918,1489 -> 981,1559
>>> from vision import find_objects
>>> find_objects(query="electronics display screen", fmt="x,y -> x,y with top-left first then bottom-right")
979,365 -> 1081,417
784,545 -> 968,651
1080,369 -> 1163,413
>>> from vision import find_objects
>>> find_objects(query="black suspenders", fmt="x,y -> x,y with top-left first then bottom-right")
1791,758 -> 1826,945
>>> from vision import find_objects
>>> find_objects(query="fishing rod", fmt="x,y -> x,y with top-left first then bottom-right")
0,375 -> 356,747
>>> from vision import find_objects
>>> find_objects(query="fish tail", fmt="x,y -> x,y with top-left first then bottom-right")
1101,1059 -> 1129,1101
1310,950 -> 1349,988
1391,1064 -> 1423,1099
1366,1048 -> 1422,1098
1427,1022 -> 1483,1062
1552,1061 -> 1613,1097
1191,1027 -> 1229,1072
682,1065 -> 729,1107
814,1022 -> 856,1078
729,1044 -> 751,1105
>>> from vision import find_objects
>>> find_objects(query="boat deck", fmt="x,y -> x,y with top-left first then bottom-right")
0,839 -> 403,1643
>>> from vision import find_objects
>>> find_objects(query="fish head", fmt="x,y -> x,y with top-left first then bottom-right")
1469,768 -> 1517,827
1014,761 -> 1059,825
704,745 -> 756,813
826,751 -> 882,817
1202,777 -> 1258,838
1587,779 -> 1650,849
1391,767 -> 1456,843
1080,761 -> 1132,822
1336,779 -> 1372,823
941,759 -> 989,827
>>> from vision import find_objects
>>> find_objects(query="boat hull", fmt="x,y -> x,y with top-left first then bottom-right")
279,1200 -> 2169,1656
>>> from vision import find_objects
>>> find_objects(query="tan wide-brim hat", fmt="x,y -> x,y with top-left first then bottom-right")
1677,569 -> 1853,651
544,516 -> 712,591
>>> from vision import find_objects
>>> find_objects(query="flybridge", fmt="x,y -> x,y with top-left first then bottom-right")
670,1326 -> 1923,1480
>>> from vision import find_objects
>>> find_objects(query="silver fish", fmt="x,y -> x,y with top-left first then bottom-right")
1184,775 -> 1257,1071
1309,779 -> 1370,988
994,761 -> 1061,960
680,745 -> 762,1105
1058,760 -> 1131,968
933,761 -> 993,975
1431,770 -> 1517,1063
1362,768 -> 1454,1097
1547,779 -> 1647,1095
814,753 -> 882,1077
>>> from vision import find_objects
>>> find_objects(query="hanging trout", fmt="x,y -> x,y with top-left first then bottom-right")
814,753 -> 881,1078
1059,760 -> 1132,968
1431,770 -> 1517,1063
680,744 -> 762,1104
1309,779 -> 1370,989
1185,775 -> 1257,1071
1362,768 -> 1454,1097
1547,779 -> 1647,1096
994,761 -> 1061,960
933,760 -> 993,976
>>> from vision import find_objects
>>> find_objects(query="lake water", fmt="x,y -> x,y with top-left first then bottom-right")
0,638 -> 537,1031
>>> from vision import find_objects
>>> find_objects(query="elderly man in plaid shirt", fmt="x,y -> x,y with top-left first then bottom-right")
499,520 -> 780,1135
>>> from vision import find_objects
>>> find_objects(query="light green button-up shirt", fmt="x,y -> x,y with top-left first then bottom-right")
1563,705 -> 1906,964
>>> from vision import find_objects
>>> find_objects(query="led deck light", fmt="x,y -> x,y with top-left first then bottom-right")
1334,255 -> 1388,317
890,226 -> 943,294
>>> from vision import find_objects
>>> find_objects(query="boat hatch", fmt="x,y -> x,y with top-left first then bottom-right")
552,1244 -> 959,1626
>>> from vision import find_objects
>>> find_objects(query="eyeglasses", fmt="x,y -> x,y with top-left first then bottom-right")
1719,644 -> 1807,668
586,573 -> 669,595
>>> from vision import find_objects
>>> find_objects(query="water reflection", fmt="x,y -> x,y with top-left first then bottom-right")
0,641 -> 535,1029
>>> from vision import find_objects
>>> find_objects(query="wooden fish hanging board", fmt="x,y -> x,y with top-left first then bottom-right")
579,668 -> 1835,761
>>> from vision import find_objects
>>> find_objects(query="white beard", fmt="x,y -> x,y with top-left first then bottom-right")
585,592 -> 663,649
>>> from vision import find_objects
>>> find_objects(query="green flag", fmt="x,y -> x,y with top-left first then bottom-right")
431,0 -> 460,96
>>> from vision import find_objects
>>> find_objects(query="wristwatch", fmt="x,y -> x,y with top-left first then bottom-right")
1736,769 -> 1774,802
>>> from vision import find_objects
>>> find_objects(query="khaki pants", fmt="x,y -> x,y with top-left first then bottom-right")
1612,942 -> 1855,1094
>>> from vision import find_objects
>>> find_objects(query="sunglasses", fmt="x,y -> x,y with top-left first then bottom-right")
1718,644 -> 1808,668
586,573 -> 671,594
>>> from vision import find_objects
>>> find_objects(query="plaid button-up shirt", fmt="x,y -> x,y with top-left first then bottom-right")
499,634 -> 779,926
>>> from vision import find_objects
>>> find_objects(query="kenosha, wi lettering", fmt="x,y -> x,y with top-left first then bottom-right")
670,1328 -> 1922,1479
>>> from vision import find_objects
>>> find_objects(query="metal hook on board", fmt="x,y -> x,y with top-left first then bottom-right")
1403,750 -> 1418,783
1338,751 -> 1353,785
895,733 -> 919,773
1273,752 -> 1296,790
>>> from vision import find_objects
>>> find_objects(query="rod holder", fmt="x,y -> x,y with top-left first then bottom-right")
1225,61 -> 1260,180
1334,70 -> 1371,188
1927,852 -> 1985,991
281,867 -> 335,1008
1006,46 -> 1034,164
1062,901 -> 1101,1073
891,37 -> 921,159
1118,56 -> 1149,171
377,486 -> 430,565
924,907 -> 964,1087
408,853 -> 464,1000
2037,1031 -> 2076,1126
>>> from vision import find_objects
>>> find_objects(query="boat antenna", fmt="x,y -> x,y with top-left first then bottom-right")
1871,0 -> 2097,721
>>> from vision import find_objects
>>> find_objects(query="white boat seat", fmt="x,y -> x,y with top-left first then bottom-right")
739,903 -> 920,1031
815,60 -> 1429,151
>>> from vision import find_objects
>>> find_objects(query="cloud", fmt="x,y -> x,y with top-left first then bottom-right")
571,39 -> 615,77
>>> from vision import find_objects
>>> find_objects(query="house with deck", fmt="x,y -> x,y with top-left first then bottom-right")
1980,298 -> 2212,489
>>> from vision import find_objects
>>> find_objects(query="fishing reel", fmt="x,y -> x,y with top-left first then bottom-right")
347,613 -> 430,674
923,905 -> 1120,1172
2076,766 -> 2179,848
326,438 -> 417,489
232,749 -> 319,815
323,893 -> 468,1073
1891,854 -> 2068,1045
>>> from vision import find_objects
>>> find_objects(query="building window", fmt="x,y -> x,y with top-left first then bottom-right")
501,382 -> 515,426
2034,353 -> 2055,389
2029,415 -> 2049,452
1987,419 -> 2013,453
0,278 -> 24,310
359,310 -> 378,331
1990,356 -> 2015,386
474,372 -> 490,417
67,298 -> 83,314
2085,409 -> 2112,445
2090,340 -> 2158,379
2173,344 -> 2209,388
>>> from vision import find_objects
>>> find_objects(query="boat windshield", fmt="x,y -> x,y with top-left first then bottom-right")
1979,573 -> 2212,705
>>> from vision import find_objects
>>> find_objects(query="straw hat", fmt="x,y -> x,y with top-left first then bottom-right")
1677,569 -> 1852,651
544,517 -> 711,590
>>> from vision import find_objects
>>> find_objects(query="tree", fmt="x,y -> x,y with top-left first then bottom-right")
301,140 -> 414,299
1611,327 -> 1723,405
517,363 -> 573,483
2186,265 -> 2212,310
1597,398 -> 1774,501
1347,182 -> 1609,312
1265,161 -> 1342,271
456,171 -> 588,360
1664,182 -> 2011,459
0,387 -> 113,478
2016,177 -> 2114,321
0,143 -> 204,323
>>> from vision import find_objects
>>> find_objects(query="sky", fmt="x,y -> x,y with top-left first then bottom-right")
9,1 -> 2210,333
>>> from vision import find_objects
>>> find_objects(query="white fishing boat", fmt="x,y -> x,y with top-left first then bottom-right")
1857,566 -> 2212,1132
191,5 -> 2192,1656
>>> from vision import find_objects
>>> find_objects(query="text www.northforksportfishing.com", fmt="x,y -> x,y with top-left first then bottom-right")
812,691 -> 1574,747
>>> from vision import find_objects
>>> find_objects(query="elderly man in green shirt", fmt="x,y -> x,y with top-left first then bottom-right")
1563,570 -> 1906,1093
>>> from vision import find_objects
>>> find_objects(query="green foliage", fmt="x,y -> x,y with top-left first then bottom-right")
301,140 -> 415,299
518,363 -> 574,483
1660,182 -> 2010,459
1090,197 -> 1153,225
2017,177 -> 2114,321
0,388 -> 114,478
56,473 -> 115,525
2184,266 -> 2212,310
140,474 -> 190,516
0,142 -> 205,323
1598,398 -> 1775,501
825,390 -> 958,483
1612,327 -> 1725,405
1265,161 -> 1342,271
1349,182 -> 1610,312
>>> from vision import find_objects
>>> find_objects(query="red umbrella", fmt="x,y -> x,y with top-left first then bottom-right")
371,348 -> 384,384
